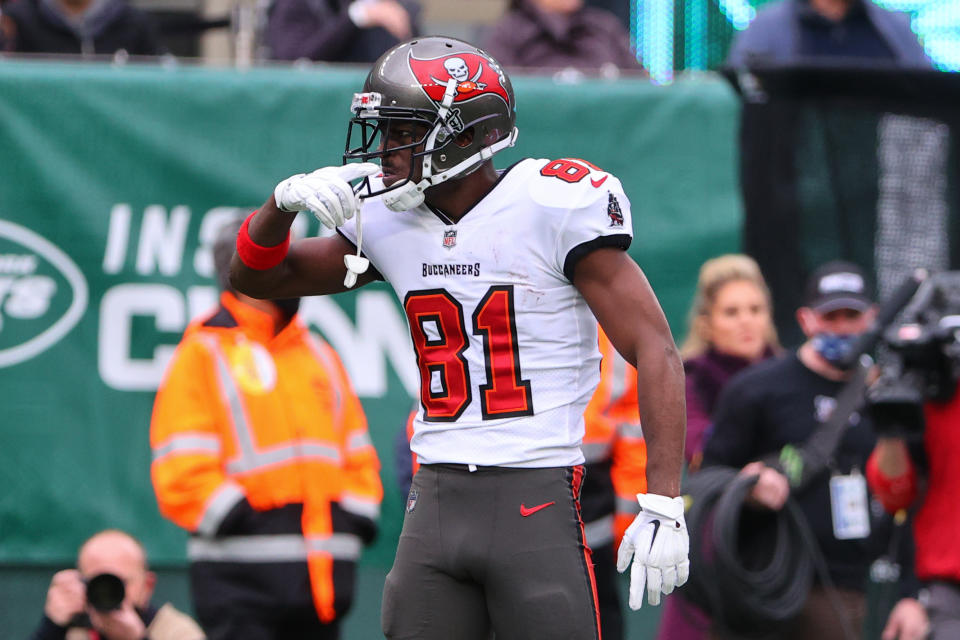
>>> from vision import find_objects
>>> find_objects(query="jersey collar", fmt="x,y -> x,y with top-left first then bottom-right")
424,159 -> 526,225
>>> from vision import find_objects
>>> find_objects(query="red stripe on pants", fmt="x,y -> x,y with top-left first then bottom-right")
571,464 -> 603,640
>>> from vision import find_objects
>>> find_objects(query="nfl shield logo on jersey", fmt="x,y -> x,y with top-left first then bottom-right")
443,229 -> 457,249
406,489 -> 419,512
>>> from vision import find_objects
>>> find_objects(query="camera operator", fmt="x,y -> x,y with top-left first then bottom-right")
868,390 -> 960,639
29,529 -> 204,640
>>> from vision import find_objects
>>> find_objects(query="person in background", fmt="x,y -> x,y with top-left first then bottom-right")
483,0 -> 642,74
0,0 -> 162,55
266,0 -> 419,63
726,0 -> 929,68
151,218 -> 382,640
29,529 -> 204,640
655,254 -> 779,640
867,384 -> 960,638
679,254 -> 780,472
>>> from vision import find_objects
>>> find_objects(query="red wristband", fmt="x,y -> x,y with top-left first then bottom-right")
236,212 -> 290,270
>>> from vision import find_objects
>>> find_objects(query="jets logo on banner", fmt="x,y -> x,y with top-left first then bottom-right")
407,52 -> 510,107
0,220 -> 88,368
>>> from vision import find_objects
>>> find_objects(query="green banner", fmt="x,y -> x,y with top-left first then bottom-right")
0,61 -> 741,567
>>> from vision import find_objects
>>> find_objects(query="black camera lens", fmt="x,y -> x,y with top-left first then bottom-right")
86,573 -> 125,612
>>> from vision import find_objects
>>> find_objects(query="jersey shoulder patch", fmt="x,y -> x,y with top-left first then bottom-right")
525,157 -> 625,210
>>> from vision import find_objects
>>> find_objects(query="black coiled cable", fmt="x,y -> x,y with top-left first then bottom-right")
681,466 -> 857,640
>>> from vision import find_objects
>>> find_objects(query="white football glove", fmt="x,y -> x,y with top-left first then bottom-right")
273,163 -> 379,229
616,493 -> 690,609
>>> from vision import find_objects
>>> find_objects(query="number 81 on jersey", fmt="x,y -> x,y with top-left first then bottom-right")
404,285 -> 534,422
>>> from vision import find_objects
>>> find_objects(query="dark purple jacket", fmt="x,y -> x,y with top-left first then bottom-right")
482,0 -> 641,72
684,347 -> 774,466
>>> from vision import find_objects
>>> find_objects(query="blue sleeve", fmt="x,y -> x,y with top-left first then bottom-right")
725,2 -> 795,67
873,8 -> 932,68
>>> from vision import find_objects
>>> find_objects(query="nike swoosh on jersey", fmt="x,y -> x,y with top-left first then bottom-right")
520,501 -> 556,517
590,175 -> 608,188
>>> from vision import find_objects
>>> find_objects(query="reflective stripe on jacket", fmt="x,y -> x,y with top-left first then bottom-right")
150,292 -> 382,622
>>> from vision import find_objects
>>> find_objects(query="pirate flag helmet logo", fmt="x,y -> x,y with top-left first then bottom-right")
407,52 -> 511,108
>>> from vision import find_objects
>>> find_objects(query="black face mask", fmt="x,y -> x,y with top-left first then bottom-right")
272,297 -> 301,320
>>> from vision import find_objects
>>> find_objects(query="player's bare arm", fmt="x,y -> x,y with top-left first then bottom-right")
573,247 -> 685,496
574,246 -> 690,610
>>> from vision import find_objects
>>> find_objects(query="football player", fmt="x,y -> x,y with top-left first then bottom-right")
231,36 -> 688,640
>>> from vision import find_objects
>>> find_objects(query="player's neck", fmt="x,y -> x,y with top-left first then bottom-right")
424,162 -> 499,222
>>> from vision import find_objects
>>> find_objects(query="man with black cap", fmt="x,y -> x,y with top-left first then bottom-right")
699,260 -> 889,639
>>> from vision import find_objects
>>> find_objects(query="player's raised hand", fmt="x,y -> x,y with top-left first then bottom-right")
616,493 -> 689,609
273,163 -> 380,229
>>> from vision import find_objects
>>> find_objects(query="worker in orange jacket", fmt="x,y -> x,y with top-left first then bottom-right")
394,326 -> 646,640
151,219 -> 382,640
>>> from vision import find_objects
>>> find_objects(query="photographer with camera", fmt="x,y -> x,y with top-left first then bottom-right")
865,272 -> 960,640
29,529 -> 204,640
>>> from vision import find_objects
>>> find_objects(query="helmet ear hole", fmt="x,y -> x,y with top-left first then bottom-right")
454,127 -> 475,148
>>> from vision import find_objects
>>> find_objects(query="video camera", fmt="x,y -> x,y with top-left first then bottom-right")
866,271 -> 960,435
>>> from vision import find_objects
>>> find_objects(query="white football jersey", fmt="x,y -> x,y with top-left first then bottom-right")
339,157 -> 633,467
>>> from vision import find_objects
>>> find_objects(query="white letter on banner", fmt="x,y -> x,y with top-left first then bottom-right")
99,283 -> 184,390
136,205 -> 191,276
357,291 -> 417,396
103,204 -> 132,274
187,285 -> 218,321
299,292 -> 417,398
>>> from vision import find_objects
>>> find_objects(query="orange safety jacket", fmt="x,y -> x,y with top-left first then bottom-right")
150,292 -> 382,623
581,327 -> 647,550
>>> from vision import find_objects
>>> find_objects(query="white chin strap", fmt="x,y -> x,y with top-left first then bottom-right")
343,180 -> 370,288
382,182 -> 428,212
382,79 -> 519,213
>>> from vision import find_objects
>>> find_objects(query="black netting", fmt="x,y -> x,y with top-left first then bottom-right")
730,67 -> 960,346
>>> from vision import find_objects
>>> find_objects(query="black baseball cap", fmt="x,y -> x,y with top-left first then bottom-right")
804,261 -> 873,312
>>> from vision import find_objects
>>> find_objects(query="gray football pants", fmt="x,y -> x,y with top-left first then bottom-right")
382,464 -> 602,640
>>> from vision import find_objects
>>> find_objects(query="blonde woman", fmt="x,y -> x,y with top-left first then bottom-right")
679,254 -> 779,472
656,254 -> 778,640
